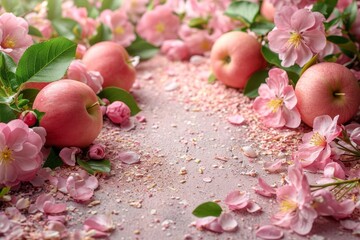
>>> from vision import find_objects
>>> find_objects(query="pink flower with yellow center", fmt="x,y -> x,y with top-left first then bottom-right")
136,5 -> 180,46
268,6 -> 326,67
294,115 -> 342,171
253,68 -> 301,128
0,13 -> 33,63
0,120 -> 46,187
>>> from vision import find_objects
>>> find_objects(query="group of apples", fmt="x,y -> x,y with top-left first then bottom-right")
210,31 -> 360,127
31,41 -> 136,148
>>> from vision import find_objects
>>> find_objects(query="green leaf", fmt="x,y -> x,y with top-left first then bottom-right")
77,159 -> 111,175
89,23 -> 112,45
52,18 -> 82,41
327,35 -> 350,44
47,0 -> 62,20
208,73 -> 217,84
0,103 -> 17,123
243,70 -> 268,98
192,201 -> 222,218
1,0 -> 42,16
74,0 -> 92,11
28,25 -> 43,38
225,1 -> 259,24
98,87 -> 141,116
42,147 -> 63,169
188,17 -> 208,29
261,45 -> 301,74
342,1 -> 357,31
1,0 -> 18,13
126,36 -> 159,60
16,37 -> 77,84
0,186 -> 10,198
250,21 -> 275,35
0,52 -> 18,92
337,39 -> 357,58
300,54 -> 318,76
18,88 -> 40,108
100,0 -> 122,11
312,0 -> 338,19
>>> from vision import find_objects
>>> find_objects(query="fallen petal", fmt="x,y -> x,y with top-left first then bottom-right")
227,115 -> 245,126
117,151 -> 140,164
218,212 -> 238,232
195,217 -> 223,233
256,225 -> 284,239
340,219 -> 360,230
43,201 -> 67,214
84,214 -> 115,232
246,202 -> 262,213
224,190 -> 250,211
242,146 -> 257,158
164,81 -> 179,92
264,159 -> 284,173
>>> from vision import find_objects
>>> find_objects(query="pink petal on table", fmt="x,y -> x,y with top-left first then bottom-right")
35,193 -> 53,212
254,178 -> 277,197
84,214 -> 115,232
48,215 -> 66,224
340,219 -> 360,230
241,146 -> 257,158
0,214 -> 11,233
195,217 -> 223,233
15,198 -> 30,210
246,202 -> 262,213
43,201 -> 67,214
227,115 -> 245,126
263,159 -> 284,173
66,176 -> 94,202
59,147 -> 82,166
256,225 -> 284,239
218,212 -> 238,232
117,151 -> 140,164
224,190 -> 250,211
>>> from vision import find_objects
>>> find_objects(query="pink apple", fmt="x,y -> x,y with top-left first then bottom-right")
260,0 -> 275,22
33,79 -> 103,148
295,62 -> 360,127
210,31 -> 266,89
82,41 -> 136,91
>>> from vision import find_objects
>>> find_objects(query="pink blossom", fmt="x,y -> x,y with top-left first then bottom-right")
224,190 -> 261,213
67,60 -> 104,94
121,0 -> 149,22
268,7 -> 326,67
263,158 -> 285,173
100,9 -> 136,47
76,44 -> 87,59
84,214 -> 115,237
269,0 -> 316,9
59,147 -> 82,166
294,115 -> 341,171
0,13 -> 33,63
313,190 -> 355,219
271,164 -> 317,235
318,24 -> 342,60
323,162 -> 346,179
66,169 -> 99,202
0,119 -> 45,186
253,68 -> 301,128
63,7 -> 97,39
194,212 -> 237,233
136,5 -> 180,46
88,144 -> 106,160
25,12 -> 52,39
178,25 -> 214,55
161,39 -> 190,61
106,101 -> 131,124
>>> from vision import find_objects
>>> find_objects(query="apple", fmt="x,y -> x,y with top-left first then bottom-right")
260,0 -> 275,22
295,62 -> 360,127
33,79 -> 103,148
82,41 -> 136,91
210,31 -> 266,89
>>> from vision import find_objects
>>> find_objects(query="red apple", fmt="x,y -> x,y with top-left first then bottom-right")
33,80 -> 103,148
82,41 -> 136,91
295,62 -> 360,127
260,0 -> 275,22
210,31 -> 266,89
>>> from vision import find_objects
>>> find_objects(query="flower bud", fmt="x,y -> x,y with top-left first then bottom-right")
19,111 -> 37,127
106,101 -> 131,124
88,144 -> 106,160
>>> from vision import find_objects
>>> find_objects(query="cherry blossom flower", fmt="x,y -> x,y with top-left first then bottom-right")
294,115 -> 342,171
59,147 -> 82,166
253,68 -> 301,128
268,6 -> 326,67
271,164 -> 317,235
67,60 -> 104,94
88,144 -> 106,160
100,9 -> 136,47
63,7 -> 97,39
0,13 -> 33,63
0,119 -> 46,186
106,101 -> 131,124
136,5 -> 180,46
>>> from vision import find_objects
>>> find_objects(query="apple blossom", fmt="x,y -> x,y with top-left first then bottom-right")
268,6 -> 326,67
25,12 -> 52,39
271,164 -> 317,235
67,60 -> 104,94
178,25 -> 214,56
33,193 -> 67,214
253,68 -> 301,128
294,115 -> 342,171
106,101 -> 131,124
88,143 -> 106,160
0,119 -> 46,186
121,0 -> 149,22
136,5 -> 180,46
63,7 -> 97,39
161,39 -> 191,61
0,13 -> 33,63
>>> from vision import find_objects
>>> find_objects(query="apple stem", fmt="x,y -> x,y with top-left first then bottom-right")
334,92 -> 346,96
87,101 -> 100,111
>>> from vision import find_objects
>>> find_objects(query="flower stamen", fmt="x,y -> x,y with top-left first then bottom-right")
310,132 -> 326,147
288,32 -> 302,48
0,146 -> 14,164
280,199 -> 297,213
267,98 -> 283,113
155,22 -> 165,33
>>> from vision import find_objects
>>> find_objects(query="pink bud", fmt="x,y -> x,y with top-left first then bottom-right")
106,101 -> 131,124
102,98 -> 110,105
88,144 -> 106,160
19,111 -> 37,127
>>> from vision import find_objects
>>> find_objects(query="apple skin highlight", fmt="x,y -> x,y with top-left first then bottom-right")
295,62 -> 360,127
33,80 -> 103,148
